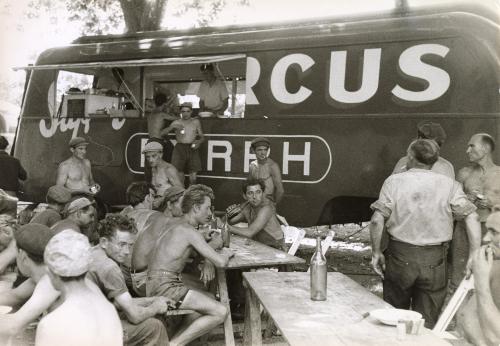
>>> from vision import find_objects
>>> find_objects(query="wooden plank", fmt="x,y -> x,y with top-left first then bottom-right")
225,235 -> 305,269
217,268 -> 235,346
243,281 -> 262,346
243,272 -> 450,346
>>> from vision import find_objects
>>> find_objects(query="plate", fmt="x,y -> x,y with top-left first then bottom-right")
199,111 -> 214,118
0,305 -> 12,314
370,308 -> 422,325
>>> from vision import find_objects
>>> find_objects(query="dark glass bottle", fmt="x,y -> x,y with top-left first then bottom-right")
221,213 -> 231,248
310,236 -> 327,301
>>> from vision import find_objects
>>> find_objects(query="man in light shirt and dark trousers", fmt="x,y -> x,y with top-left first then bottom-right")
370,139 -> 482,328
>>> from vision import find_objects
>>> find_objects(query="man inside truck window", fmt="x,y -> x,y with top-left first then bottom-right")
197,63 -> 229,117
56,137 -> 98,195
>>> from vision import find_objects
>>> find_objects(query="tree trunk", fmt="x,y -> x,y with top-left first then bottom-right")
119,0 -> 167,32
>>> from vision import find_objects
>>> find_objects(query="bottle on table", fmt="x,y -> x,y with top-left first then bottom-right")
310,236 -> 327,301
221,213 -> 231,248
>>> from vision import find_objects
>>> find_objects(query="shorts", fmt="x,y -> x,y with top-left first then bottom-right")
171,143 -> 201,174
146,270 -> 189,308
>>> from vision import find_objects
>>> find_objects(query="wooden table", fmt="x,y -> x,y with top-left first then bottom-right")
217,235 -> 305,346
242,272 -> 450,346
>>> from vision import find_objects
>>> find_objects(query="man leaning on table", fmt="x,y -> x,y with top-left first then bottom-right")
369,139 -> 482,328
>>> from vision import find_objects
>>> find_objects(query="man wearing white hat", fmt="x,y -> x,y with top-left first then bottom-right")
36,230 -> 122,346
457,209 -> 500,345
142,141 -> 183,206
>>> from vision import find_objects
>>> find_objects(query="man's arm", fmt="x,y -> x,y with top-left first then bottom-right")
188,229 -> 230,268
270,163 -> 284,204
0,240 -> 16,274
160,120 -> 182,137
166,166 -> 183,188
0,275 -> 60,337
228,205 -> 273,239
55,163 -> 68,187
113,291 -> 171,324
0,277 -> 36,307
464,211 -> 482,276
217,97 -> 229,114
85,159 -> 95,185
369,210 -> 386,279
193,119 -> 205,149
473,246 -> 500,345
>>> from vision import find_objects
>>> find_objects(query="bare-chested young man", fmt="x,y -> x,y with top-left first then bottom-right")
451,133 -> 500,290
457,210 -> 500,346
146,184 -> 234,346
142,141 -> 183,206
56,137 -> 98,194
161,102 -> 204,186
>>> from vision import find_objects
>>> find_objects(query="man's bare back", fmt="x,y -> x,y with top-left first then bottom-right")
56,157 -> 93,191
148,112 -> 177,139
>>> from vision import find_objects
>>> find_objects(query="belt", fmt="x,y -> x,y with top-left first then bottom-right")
389,237 -> 448,247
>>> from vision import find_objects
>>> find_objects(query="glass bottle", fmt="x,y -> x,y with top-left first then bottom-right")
221,213 -> 231,248
210,206 -> 217,231
310,236 -> 327,301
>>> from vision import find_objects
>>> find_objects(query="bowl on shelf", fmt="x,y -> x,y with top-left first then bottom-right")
199,111 -> 214,118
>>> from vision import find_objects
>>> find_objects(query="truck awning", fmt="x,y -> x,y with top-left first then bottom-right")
13,53 -> 246,71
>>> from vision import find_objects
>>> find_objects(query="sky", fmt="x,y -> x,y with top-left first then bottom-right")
0,0 -> 398,113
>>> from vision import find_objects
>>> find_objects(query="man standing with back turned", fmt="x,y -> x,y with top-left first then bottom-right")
369,139 -> 481,328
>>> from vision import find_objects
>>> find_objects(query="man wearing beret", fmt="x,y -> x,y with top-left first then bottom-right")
30,185 -> 72,227
248,137 -> 285,205
457,209 -> 500,345
56,137 -> 99,195
142,141 -> 183,208
370,139 -> 481,328
161,102 -> 205,186
0,224 -> 62,341
36,230 -> 122,346
51,196 -> 96,241
392,121 -> 455,179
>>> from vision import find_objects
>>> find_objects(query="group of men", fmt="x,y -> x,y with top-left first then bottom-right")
0,113 -> 288,345
370,122 -> 500,345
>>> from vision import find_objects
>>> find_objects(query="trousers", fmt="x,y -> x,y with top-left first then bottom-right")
383,239 -> 448,328
122,318 -> 168,346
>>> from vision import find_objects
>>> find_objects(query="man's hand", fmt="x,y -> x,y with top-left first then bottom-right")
371,251 -> 386,279
226,204 -> 241,218
219,247 -> 236,259
153,296 -> 176,313
200,261 -> 216,286
208,235 -> 223,250
471,245 -> 494,288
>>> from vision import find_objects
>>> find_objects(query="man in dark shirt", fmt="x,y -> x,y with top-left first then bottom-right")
0,136 -> 27,197
30,185 -> 72,227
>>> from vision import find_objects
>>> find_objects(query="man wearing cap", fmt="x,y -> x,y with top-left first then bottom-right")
0,224 -> 62,341
248,137 -> 285,205
30,185 -> 72,227
457,209 -> 500,346
56,137 -> 98,194
36,230 -> 122,346
392,121 -> 455,179
51,196 -> 96,241
88,213 -> 171,346
143,141 -> 183,205
197,63 -> 229,116
369,139 -> 481,328
161,102 -> 205,186
0,135 -> 27,198
147,184 -> 233,346
451,133 -> 500,291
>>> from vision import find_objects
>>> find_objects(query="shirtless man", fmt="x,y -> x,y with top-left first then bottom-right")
36,230 -> 122,346
147,184 -> 233,346
451,133 -> 500,290
457,210 -> 500,346
56,137 -> 99,195
248,137 -> 284,205
161,102 -> 205,186
142,141 -> 183,205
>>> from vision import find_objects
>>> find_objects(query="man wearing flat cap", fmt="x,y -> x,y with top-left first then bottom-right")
457,209 -> 500,346
0,224 -> 62,341
248,137 -> 285,205
142,141 -> 183,207
161,101 -> 205,186
56,136 -> 100,195
36,230 -> 122,346
370,139 -> 481,328
51,196 -> 96,241
393,121 -> 454,179
451,133 -> 500,292
30,185 -> 72,227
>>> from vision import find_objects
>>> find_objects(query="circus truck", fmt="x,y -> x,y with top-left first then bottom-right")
12,0 -> 500,226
